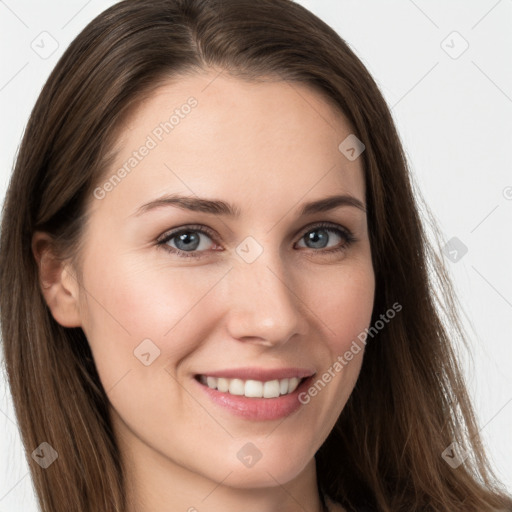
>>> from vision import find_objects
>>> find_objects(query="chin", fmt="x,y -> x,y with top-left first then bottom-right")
216,446 -> 314,489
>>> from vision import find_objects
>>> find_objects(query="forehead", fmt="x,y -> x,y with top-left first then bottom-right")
91,71 -> 365,220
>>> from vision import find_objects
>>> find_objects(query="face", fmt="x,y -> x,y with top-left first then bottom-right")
74,71 -> 374,491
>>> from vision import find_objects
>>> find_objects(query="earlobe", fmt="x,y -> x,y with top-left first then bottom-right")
31,231 -> 82,328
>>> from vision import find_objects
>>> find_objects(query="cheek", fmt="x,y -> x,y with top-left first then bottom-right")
308,261 -> 374,400
77,255 -> 224,440
311,260 -> 375,354
78,252 -> 228,384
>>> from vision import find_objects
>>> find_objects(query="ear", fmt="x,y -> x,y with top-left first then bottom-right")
31,231 -> 82,328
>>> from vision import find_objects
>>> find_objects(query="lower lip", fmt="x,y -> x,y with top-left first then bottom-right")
194,376 -> 313,421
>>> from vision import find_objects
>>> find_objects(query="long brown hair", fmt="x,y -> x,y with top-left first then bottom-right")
1,1 -> 510,511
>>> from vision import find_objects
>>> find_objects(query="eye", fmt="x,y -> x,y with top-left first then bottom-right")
156,222 -> 356,258
295,222 -> 356,254
156,225 -> 219,258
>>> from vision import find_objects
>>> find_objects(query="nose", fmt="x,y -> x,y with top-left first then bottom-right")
223,251 -> 309,347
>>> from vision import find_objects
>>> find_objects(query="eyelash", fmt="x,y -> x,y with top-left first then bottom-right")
156,222 -> 357,259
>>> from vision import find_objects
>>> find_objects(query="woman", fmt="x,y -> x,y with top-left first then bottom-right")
0,1 -> 510,511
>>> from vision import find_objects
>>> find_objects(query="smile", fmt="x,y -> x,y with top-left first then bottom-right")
192,367 -> 315,420
197,375 -> 303,398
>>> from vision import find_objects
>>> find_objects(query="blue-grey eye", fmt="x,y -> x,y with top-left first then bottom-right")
298,227 -> 346,250
165,230 -> 213,252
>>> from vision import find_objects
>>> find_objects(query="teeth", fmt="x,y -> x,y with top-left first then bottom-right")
228,378 -> 245,395
263,380 -> 280,398
245,380 -> 263,397
199,375 -> 304,398
217,377 -> 229,392
288,377 -> 300,393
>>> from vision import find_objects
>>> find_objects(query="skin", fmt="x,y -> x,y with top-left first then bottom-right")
33,70 -> 375,512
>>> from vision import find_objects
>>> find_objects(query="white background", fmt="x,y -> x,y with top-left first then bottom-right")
1,0 -> 511,509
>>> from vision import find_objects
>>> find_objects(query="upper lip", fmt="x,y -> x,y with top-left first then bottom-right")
196,367 -> 315,381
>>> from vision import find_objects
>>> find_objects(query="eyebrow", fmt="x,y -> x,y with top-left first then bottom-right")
133,193 -> 366,218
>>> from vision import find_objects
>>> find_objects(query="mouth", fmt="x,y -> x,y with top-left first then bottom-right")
192,367 -> 315,421
195,374 -> 306,399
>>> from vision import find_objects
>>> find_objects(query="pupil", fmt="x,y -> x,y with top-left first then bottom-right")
176,232 -> 199,251
307,230 -> 327,249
